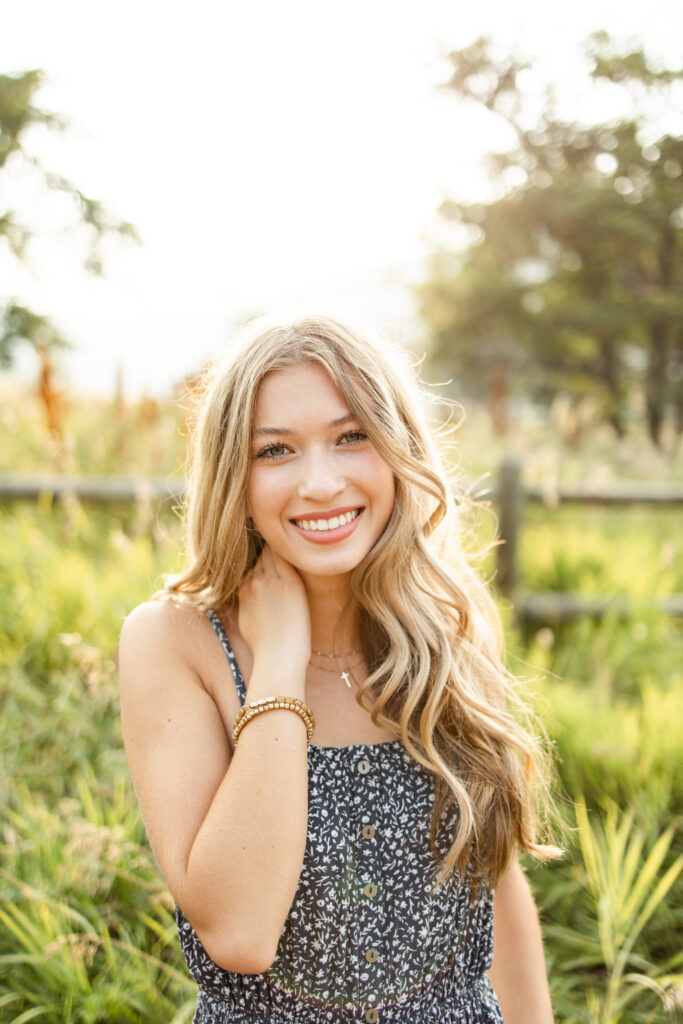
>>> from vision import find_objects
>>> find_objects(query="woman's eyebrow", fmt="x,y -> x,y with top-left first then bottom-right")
252,413 -> 358,439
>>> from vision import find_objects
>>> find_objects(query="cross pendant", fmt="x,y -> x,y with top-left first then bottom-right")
340,671 -> 352,689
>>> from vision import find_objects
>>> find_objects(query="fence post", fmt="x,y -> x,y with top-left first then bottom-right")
497,456 -> 523,596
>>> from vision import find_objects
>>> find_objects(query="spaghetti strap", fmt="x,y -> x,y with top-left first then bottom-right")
205,609 -> 246,706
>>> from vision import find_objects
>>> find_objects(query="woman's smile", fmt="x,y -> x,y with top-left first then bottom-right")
290,506 -> 365,543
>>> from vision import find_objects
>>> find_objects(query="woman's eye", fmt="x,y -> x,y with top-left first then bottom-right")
339,430 -> 368,445
255,443 -> 290,460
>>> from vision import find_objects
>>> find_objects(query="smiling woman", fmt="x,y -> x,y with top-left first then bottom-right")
118,312 -> 558,1024
247,363 -> 395,573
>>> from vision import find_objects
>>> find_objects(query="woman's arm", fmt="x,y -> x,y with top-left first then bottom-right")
119,549 -> 311,974
489,859 -> 554,1024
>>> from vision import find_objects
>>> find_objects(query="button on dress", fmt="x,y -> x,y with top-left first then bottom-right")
176,611 -> 505,1023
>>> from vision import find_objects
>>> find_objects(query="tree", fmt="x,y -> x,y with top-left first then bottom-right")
419,34 -> 683,444
0,69 -> 137,372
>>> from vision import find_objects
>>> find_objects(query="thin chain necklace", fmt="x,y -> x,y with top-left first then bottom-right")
311,647 -> 360,658
308,655 -> 364,689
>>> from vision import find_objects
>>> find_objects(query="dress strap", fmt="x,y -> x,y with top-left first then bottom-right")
205,609 -> 247,707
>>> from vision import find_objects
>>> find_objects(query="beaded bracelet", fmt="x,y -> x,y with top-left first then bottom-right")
232,696 -> 315,745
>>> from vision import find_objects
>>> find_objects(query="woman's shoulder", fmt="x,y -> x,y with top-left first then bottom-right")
119,595 -> 210,664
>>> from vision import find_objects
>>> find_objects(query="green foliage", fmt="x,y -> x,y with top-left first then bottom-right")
0,71 -> 63,168
0,305 -> 70,369
0,69 -> 137,368
539,800 -> 683,1024
1,786 -> 196,1022
520,506 -> 682,597
0,70 -> 61,259
419,34 -> 683,444
0,503 -> 190,1021
518,639 -> 682,817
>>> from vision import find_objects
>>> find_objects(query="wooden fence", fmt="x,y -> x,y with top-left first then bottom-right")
2,462 -> 682,623
0,474 -> 185,504
492,457 -> 683,623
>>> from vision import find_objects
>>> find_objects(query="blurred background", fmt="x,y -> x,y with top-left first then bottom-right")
1,2 -> 682,1021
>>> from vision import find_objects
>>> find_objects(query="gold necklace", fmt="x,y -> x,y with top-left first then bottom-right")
311,647 -> 360,658
308,657 -> 363,689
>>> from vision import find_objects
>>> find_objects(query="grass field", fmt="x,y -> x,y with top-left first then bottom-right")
1,385 -> 682,1022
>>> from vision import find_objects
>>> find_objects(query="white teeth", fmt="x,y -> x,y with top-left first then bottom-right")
294,509 -> 361,531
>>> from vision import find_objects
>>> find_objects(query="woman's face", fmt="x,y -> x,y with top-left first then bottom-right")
246,362 -> 396,585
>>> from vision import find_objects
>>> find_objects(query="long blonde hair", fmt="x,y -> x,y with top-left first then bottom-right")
167,312 -> 558,887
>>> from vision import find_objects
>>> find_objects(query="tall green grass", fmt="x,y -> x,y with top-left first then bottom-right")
0,503 -> 192,1021
520,505 -> 683,598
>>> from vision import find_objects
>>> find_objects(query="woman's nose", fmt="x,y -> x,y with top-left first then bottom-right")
297,449 -> 345,502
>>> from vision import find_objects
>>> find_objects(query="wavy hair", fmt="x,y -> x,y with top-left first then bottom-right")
166,312 -> 559,887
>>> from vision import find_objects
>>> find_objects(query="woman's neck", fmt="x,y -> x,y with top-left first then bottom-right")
301,571 -> 360,655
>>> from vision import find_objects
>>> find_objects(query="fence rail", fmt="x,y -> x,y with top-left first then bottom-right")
493,457 -> 683,622
0,474 -> 185,503
2,464 -> 682,623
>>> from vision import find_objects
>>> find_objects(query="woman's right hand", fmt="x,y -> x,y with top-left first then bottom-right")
237,545 -> 311,680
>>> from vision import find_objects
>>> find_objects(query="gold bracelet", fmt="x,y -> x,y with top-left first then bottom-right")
232,696 -> 315,745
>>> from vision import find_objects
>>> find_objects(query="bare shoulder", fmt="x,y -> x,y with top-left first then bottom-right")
121,594 -> 206,640
118,597 -> 213,695
120,597 -> 206,658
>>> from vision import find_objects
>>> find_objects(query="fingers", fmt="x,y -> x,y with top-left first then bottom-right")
241,546 -> 304,596
253,544 -> 299,581
268,547 -> 296,578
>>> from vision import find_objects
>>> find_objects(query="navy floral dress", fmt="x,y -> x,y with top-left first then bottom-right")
175,611 -> 505,1024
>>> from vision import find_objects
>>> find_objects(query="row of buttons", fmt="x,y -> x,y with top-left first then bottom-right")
358,757 -> 379,1023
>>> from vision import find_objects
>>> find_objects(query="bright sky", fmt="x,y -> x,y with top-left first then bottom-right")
3,0 -> 682,396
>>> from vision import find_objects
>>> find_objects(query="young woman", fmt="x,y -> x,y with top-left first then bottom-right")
119,313 -> 557,1024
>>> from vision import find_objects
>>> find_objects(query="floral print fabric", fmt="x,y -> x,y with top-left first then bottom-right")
175,611 -> 504,1023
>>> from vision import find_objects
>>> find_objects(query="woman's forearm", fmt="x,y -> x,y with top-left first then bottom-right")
489,860 -> 554,1024
182,660 -> 309,972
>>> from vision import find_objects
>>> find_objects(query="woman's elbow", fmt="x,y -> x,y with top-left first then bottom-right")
197,924 -> 279,976
176,879 -> 284,974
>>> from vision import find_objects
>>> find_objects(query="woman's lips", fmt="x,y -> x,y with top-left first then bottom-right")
289,507 -> 365,545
